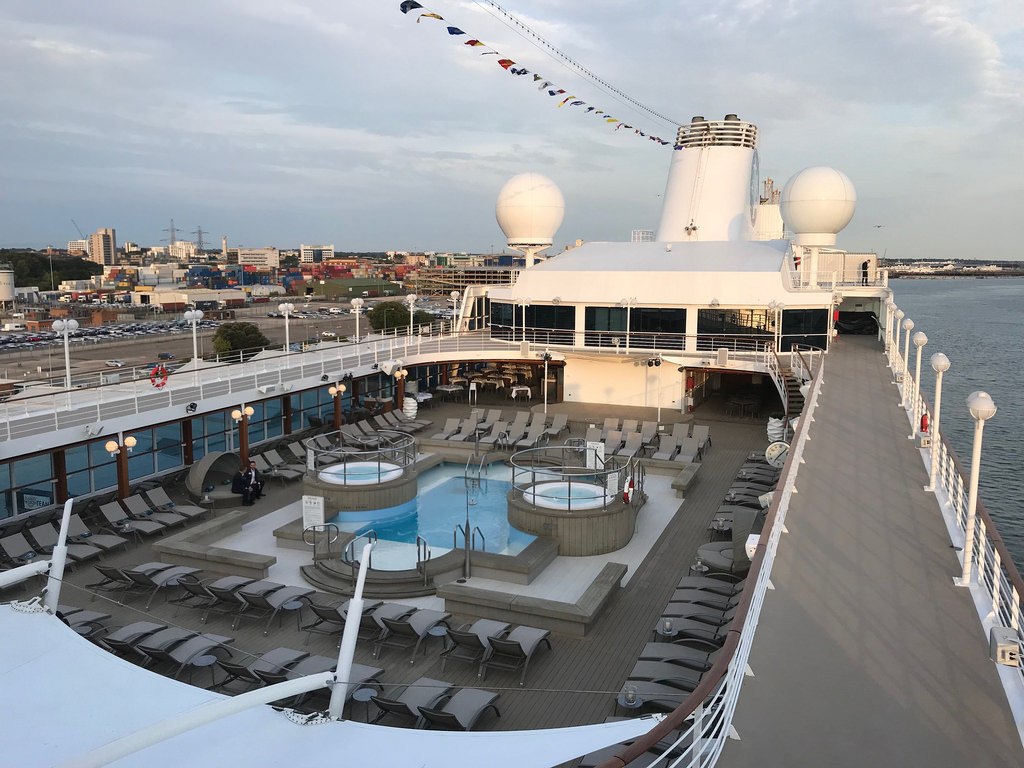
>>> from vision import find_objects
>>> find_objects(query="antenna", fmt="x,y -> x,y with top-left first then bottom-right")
163,218 -> 177,245
192,226 -> 206,253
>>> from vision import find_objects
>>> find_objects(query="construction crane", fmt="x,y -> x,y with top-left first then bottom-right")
71,219 -> 86,239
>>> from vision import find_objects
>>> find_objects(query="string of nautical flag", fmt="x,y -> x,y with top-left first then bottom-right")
398,1 -> 673,147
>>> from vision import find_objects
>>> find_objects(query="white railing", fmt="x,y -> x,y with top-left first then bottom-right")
888,318 -> 1024,705
600,355 -> 826,767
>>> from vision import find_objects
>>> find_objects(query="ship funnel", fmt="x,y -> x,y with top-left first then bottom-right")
655,115 -> 758,243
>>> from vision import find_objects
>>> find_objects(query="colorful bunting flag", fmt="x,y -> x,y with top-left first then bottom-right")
397,1 -> 671,147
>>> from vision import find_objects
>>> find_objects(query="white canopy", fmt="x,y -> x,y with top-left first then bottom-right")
0,605 -> 662,768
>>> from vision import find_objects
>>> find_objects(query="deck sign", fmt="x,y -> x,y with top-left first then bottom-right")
586,441 -> 605,469
302,495 -> 325,529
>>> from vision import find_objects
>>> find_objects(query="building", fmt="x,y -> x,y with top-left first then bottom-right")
168,241 -> 197,261
300,244 -> 334,264
630,230 -> 655,242
237,247 -> 280,269
88,228 -> 117,266
67,239 -> 88,256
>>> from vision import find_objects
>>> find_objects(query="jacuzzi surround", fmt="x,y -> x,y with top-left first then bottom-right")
523,480 -> 608,510
318,461 -> 404,485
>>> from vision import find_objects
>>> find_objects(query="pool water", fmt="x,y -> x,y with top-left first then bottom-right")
328,463 -> 535,570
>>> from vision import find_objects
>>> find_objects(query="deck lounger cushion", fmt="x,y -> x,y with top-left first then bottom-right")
98,502 -> 166,536
28,523 -> 103,563
440,619 -> 511,673
480,625 -> 551,686
431,418 -> 462,440
66,515 -> 128,552
371,676 -> 454,725
122,495 -> 187,529
143,488 -> 207,520
418,687 -> 501,731
374,608 -> 451,663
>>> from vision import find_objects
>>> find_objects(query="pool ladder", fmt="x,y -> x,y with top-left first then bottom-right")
342,529 -> 377,578
303,523 -> 340,568
453,523 -> 486,553
416,535 -> 431,587
464,454 -> 489,491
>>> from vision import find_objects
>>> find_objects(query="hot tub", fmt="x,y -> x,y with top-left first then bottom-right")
523,481 -> 608,510
318,461 -> 404,486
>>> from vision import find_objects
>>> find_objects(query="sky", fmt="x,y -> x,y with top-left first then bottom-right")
0,0 -> 1022,260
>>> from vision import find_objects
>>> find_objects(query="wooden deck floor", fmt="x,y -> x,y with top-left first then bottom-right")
50,401 -> 766,755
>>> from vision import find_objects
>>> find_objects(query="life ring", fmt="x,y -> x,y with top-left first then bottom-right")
622,476 -> 635,504
150,363 -> 169,389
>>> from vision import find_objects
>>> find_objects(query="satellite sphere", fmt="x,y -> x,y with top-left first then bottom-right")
780,167 -> 857,246
495,173 -> 565,248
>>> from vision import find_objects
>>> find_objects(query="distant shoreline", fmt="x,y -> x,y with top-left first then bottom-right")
888,271 -> 1024,279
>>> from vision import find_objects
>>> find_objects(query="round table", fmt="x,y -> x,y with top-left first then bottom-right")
351,686 -> 377,722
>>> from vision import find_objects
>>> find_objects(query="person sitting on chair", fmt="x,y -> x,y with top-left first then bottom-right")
241,460 -> 263,506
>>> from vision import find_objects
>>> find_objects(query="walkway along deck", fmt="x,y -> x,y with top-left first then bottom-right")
720,336 -> 1023,768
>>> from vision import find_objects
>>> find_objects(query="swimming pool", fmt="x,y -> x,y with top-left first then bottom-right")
328,463 -> 535,570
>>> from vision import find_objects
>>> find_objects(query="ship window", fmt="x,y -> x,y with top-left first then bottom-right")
697,309 -> 772,350
781,309 -> 828,351
489,302 -> 515,340
585,307 -> 685,350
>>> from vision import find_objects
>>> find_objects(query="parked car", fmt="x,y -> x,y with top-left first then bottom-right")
104,360 -> 126,368
157,352 -> 175,360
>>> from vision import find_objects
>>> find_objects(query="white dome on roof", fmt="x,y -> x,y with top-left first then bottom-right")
780,166 -> 856,246
495,173 -> 565,249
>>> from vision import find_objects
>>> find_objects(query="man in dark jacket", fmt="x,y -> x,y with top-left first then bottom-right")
240,460 -> 263,506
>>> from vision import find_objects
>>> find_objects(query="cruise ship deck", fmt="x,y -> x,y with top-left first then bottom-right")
721,336 -> 1024,767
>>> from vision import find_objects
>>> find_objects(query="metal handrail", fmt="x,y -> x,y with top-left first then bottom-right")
302,523 -> 340,567
344,530 -> 377,578
471,526 -> 486,552
416,535 -> 431,586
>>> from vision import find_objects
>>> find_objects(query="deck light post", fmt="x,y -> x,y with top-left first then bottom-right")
350,297 -> 364,342
883,299 -> 895,349
278,302 -> 295,354
231,404 -> 255,465
768,301 -> 779,350
450,290 -> 461,336
647,356 -> 663,420
517,297 -> 531,343
958,391 -> 996,586
910,331 -> 928,434
620,297 -> 637,354
900,317 -> 914,407
52,318 -> 79,389
925,353 -> 950,492
392,360 -> 409,407
542,352 -> 552,416
328,381 -> 347,429
104,434 -> 137,500
183,309 -> 204,364
405,294 -> 417,336
892,309 -> 905,369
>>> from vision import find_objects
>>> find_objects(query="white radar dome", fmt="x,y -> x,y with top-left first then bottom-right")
780,166 -> 856,246
495,173 -> 565,249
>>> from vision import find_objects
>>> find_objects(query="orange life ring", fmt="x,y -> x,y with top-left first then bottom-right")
150,363 -> 169,389
622,476 -> 635,504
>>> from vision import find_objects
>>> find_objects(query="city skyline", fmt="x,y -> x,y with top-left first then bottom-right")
1,1 -> 1021,260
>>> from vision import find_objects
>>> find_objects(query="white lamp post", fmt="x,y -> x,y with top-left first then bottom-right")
620,297 -> 636,354
328,381 -> 347,429
231,404 -> 256,465
958,391 -> 997,585
893,309 -> 905,369
910,331 -> 928,434
768,301 -> 779,350
104,434 -> 137,500
51,318 -> 79,389
405,294 -> 417,336
900,317 -> 914,407
183,309 -> 204,362
450,290 -> 461,336
926,352 -> 950,491
351,297 -> 364,342
883,299 -> 895,349
278,302 -> 295,354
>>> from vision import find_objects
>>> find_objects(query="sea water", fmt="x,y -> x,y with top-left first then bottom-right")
889,277 -> 1024,569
